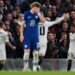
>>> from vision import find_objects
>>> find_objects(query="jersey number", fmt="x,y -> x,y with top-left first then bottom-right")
40,26 -> 45,35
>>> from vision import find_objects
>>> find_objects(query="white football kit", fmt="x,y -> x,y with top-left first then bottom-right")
68,33 -> 75,59
38,16 -> 64,55
0,28 -> 9,60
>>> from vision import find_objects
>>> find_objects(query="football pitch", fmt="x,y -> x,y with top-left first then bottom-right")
0,71 -> 75,75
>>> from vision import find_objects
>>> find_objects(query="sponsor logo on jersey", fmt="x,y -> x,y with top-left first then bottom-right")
24,45 -> 28,48
28,16 -> 31,19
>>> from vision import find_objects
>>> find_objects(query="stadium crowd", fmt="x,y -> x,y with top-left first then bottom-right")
0,0 -> 75,59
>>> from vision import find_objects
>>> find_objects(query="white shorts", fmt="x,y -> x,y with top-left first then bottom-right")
0,49 -> 6,60
39,42 -> 47,56
68,52 -> 75,59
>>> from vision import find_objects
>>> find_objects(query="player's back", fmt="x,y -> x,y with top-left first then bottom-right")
39,22 -> 48,43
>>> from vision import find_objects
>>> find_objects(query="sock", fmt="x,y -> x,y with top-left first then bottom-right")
67,59 -> 72,71
23,53 -> 29,70
33,51 -> 39,71
38,56 -> 43,65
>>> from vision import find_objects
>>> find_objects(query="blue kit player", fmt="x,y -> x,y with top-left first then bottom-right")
20,2 -> 45,71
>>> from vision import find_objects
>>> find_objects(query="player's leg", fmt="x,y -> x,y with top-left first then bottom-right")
0,49 -> 6,70
38,43 -> 47,70
32,42 -> 40,71
67,59 -> 72,71
67,52 -> 72,71
23,49 -> 30,71
0,60 -> 5,70
23,39 -> 30,71
33,50 -> 39,71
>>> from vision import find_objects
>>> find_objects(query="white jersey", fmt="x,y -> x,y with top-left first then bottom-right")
0,28 -> 9,60
38,16 -> 64,55
68,33 -> 75,59
68,33 -> 75,52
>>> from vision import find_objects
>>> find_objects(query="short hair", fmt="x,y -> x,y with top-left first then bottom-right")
30,2 -> 41,8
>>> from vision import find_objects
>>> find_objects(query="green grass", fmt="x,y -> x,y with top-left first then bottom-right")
0,71 -> 75,75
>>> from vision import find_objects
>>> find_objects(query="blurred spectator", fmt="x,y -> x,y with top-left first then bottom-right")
21,0 -> 30,13
11,13 -> 24,58
0,0 -> 6,15
51,5 -> 61,20
56,22 -> 69,39
11,9 -> 18,19
16,0 -> 24,5
68,11 -> 75,26
13,23 -> 23,58
59,32 -> 69,58
55,0 -> 64,14
62,0 -> 72,13
71,4 -> 75,11
17,13 -> 25,26
42,0 -> 52,17
4,0 -> 13,13
14,4 -> 21,14
5,13 -> 12,22
10,0 -> 16,7
44,33 -> 59,58
47,10 -> 52,20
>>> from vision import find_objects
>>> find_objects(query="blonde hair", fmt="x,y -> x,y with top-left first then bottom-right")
30,2 -> 41,8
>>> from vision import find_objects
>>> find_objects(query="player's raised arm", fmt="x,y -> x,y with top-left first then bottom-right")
44,13 -> 69,27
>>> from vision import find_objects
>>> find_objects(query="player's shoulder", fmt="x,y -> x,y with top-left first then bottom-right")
2,30 -> 8,35
24,10 -> 30,15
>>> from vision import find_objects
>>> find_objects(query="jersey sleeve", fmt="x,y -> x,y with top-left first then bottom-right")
44,16 -> 64,27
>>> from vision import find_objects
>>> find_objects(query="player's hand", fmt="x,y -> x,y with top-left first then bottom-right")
63,13 -> 69,20
20,35 -> 24,43
12,46 -> 16,50
36,8 -> 40,14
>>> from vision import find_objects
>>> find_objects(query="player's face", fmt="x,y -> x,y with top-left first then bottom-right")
33,7 -> 40,13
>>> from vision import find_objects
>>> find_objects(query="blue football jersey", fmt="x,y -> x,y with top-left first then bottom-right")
24,10 -> 39,38
23,10 -> 40,50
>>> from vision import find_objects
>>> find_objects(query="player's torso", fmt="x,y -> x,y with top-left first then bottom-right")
24,11 -> 39,36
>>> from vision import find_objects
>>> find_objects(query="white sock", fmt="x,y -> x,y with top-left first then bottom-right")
33,51 -> 39,71
23,53 -> 29,70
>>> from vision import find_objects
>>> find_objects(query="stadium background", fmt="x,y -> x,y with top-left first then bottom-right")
0,0 -> 75,72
